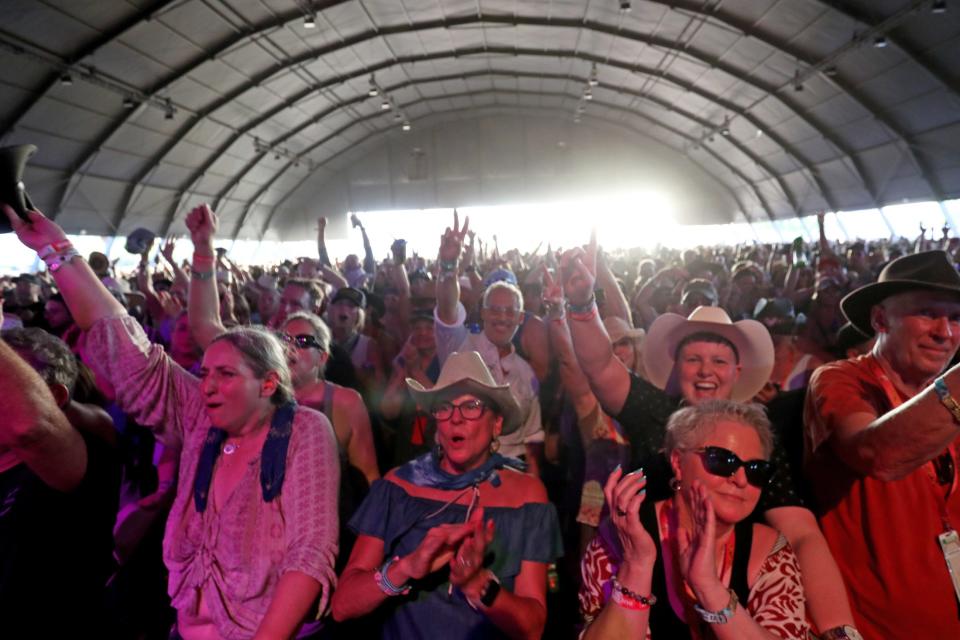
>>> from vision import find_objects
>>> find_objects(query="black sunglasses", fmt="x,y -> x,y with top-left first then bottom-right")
694,446 -> 772,488
430,399 -> 487,421
278,332 -> 323,350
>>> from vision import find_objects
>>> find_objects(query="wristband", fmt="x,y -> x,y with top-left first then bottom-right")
44,249 -> 81,273
610,576 -> 656,610
439,258 -> 459,274
934,377 -> 960,425
192,252 -> 215,266
566,299 -> 598,322
191,269 -> 214,281
38,240 -> 74,261
374,556 -> 411,596
566,293 -> 596,314
693,587 -> 738,624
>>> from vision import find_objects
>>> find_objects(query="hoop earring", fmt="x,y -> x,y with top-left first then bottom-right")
669,477 -> 681,492
489,438 -> 501,454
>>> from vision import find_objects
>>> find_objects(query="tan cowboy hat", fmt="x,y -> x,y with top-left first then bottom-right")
603,316 -> 645,343
642,306 -> 774,402
406,351 -> 523,434
841,250 -> 960,336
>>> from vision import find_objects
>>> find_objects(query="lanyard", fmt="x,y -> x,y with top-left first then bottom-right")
865,355 -> 958,531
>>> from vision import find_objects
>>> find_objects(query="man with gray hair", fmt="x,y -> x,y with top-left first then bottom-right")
434,212 -> 544,476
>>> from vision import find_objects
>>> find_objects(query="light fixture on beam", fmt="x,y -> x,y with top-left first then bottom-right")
368,75 -> 378,97
393,111 -> 403,122
619,0 -> 631,12
60,72 -> 73,86
792,70 -> 803,92
164,98 -> 175,120
823,65 -> 838,77
401,121 -> 411,132
303,13 -> 316,28
720,116 -> 730,137
588,63 -> 599,87
123,96 -> 136,109
873,35 -> 888,48
932,0 -> 947,13
583,87 -> 593,100
380,98 -> 391,111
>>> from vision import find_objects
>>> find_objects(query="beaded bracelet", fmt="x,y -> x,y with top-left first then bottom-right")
934,377 -> 960,425
375,556 -> 411,596
38,240 -> 74,261
610,576 -> 656,610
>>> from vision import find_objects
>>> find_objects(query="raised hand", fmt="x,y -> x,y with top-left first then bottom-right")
677,482 -> 722,594
160,236 -> 177,265
439,208 -> 470,263
318,216 -> 327,231
559,228 -> 598,306
604,466 -> 655,566
185,204 -> 218,250
2,205 -> 68,252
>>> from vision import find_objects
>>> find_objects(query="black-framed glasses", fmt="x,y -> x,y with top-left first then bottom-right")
431,399 -> 487,421
694,446 -> 772,488
277,332 -> 323,350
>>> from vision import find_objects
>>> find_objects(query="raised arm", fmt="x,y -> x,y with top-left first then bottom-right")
2,206 -> 124,329
436,209 -> 469,325
185,204 -> 226,349
352,213 -> 377,275
596,251 -> 630,323
561,232 -> 631,416
317,216 -> 332,267
0,336 -> 86,492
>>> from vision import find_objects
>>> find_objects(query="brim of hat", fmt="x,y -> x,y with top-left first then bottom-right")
608,328 -> 645,343
405,377 -> 523,435
841,280 -> 960,336
642,313 -> 774,402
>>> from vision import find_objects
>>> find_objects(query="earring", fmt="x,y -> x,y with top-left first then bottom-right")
669,477 -> 681,492
489,438 -> 501,454
434,443 -> 444,460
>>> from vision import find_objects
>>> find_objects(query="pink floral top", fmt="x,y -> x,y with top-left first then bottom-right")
84,315 -> 340,639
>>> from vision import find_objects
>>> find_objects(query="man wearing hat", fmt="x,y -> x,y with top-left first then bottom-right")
805,249 -> 960,639
434,212 -> 544,476
328,285 -> 385,396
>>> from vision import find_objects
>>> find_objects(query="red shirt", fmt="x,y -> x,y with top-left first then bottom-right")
805,353 -> 960,639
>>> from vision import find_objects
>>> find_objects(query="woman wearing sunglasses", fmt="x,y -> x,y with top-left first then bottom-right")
331,350 -> 562,639
580,400 -> 807,639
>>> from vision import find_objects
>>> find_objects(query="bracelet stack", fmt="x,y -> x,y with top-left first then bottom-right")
566,293 -> 597,322
934,377 -> 960,425
192,252 -> 215,280
609,575 -> 656,611
375,556 -> 411,596
38,240 -> 80,273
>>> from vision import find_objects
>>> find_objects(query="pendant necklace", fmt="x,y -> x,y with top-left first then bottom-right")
223,442 -> 239,455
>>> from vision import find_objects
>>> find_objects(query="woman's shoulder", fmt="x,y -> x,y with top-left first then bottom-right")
493,467 -> 548,506
747,522 -> 795,585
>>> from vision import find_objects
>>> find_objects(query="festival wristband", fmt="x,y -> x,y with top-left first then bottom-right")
191,269 -> 214,281
38,240 -> 74,261
192,252 -> 215,266
45,249 -> 81,273
693,587 -> 738,624
375,556 -> 411,596
934,377 -> 960,425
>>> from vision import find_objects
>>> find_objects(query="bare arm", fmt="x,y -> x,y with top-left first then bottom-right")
253,571 -> 321,640
317,216 -> 332,268
827,382 -> 959,480
763,506 -> 855,631
0,338 -> 87,492
436,210 -> 469,325
319,265 -> 348,290
185,204 -> 227,349
596,252 -> 630,322
337,388 -> 380,485
561,236 -> 631,416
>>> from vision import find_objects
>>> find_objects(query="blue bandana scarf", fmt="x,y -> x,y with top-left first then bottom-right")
395,449 -> 527,490
193,401 -> 297,512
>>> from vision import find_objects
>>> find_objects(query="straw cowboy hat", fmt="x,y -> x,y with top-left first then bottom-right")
643,306 -> 774,402
406,351 -> 523,434
841,250 -> 960,336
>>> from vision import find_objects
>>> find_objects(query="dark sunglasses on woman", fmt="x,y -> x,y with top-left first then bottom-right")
277,332 -> 323,350
695,446 -> 773,488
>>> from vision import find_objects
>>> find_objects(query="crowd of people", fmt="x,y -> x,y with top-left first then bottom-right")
2,200 -> 959,640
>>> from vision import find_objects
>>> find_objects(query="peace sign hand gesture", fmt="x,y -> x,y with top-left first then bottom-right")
439,208 -> 470,263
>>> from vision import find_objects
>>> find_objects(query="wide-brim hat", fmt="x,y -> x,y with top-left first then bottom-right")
406,351 -> 523,435
124,227 -> 156,254
603,316 -> 644,343
643,306 -> 774,402
841,250 -> 960,336
0,144 -> 37,234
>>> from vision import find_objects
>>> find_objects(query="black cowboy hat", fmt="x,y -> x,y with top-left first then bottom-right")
0,145 -> 37,234
841,250 -> 960,335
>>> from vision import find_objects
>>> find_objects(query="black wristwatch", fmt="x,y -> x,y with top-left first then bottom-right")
479,573 -> 501,607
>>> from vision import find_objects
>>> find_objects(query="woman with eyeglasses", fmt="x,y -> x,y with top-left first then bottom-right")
580,400 -> 807,639
331,350 -> 562,639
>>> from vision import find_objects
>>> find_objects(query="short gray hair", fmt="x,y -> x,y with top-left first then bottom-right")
664,400 -> 773,459
210,326 -> 294,405
482,281 -> 523,310
284,311 -> 332,355
2,327 -> 79,396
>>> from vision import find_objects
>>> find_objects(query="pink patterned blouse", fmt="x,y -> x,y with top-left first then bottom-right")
84,315 -> 340,639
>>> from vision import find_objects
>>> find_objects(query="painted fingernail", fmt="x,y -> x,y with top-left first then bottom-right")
614,464 -> 622,473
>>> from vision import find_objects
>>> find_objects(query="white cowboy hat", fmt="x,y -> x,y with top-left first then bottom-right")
642,306 -> 774,402
406,351 -> 523,434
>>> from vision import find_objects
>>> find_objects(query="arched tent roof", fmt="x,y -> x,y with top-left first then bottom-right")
1,0 -> 958,240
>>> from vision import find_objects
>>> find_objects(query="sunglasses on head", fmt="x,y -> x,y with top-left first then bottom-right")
694,446 -> 772,488
277,332 -> 323,350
